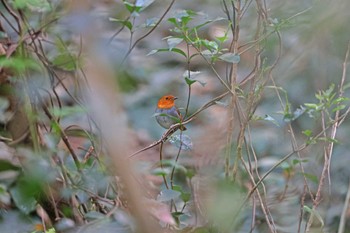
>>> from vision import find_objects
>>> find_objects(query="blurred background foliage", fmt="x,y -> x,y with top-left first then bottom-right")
0,0 -> 350,232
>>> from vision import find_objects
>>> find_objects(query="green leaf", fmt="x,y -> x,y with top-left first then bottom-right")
183,71 -> 206,87
0,159 -> 20,172
186,169 -> 196,179
168,134 -> 193,151
304,103 -> 318,109
13,0 -> 51,12
52,53 -> 78,71
202,40 -> 219,52
108,18 -> 133,31
49,106 -> 87,118
124,1 -> 142,13
0,97 -> 10,123
157,189 -> 181,202
85,211 -> 106,220
180,192 -> 191,202
302,173 -> 318,184
219,53 -> 240,63
292,159 -> 308,165
169,48 -> 187,57
167,18 -> 178,26
185,77 -> 196,86
183,70 -> 201,79
324,83 -> 335,97
280,162 -> 291,170
172,10 -> 197,26
317,137 -> 339,144
302,129 -> 312,137
0,184 -> 11,206
332,104 -> 346,112
166,37 -> 183,50
158,160 -> 187,173
135,0 -> 155,10
0,56 -> 40,73
10,184 -> 37,214
332,97 -> 349,104
303,205 -> 324,227
263,114 -> 279,127
151,167 -> 169,176
284,106 -> 306,122
144,17 -> 159,27
147,48 -> 187,58
215,100 -> 229,107
172,185 -> 183,193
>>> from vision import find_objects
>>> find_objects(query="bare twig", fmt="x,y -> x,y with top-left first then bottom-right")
121,0 -> 176,64
338,178 -> 350,233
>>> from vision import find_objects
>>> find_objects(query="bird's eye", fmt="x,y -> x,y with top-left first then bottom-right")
165,97 -> 169,100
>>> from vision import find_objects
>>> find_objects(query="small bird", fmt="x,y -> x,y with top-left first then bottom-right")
155,95 -> 186,130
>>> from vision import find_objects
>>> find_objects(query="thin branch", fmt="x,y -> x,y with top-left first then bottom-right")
121,0 -> 176,64
338,178 -> 350,233
1,0 -> 21,33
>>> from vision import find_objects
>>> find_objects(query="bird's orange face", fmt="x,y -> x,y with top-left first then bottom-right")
157,95 -> 177,109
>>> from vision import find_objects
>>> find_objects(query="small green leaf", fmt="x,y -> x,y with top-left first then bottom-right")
169,134 -> 193,151
0,97 -> 10,123
168,18 -> 178,26
124,1 -> 142,13
281,162 -> 291,170
216,35 -> 228,43
219,53 -> 240,63
10,185 -> 37,214
144,17 -> 158,27
52,53 -> 78,71
317,137 -> 339,144
186,169 -> 196,179
85,211 -> 106,220
202,40 -> 219,52
0,160 -> 20,172
263,114 -> 279,127
166,37 -> 183,50
109,18 -> 133,31
284,106 -> 306,122
215,100 -> 229,108
151,167 -> 169,176
180,192 -> 191,202
0,57 -> 40,73
303,205 -> 324,227
0,184 -> 11,206
49,106 -> 86,118
183,70 -> 201,79
302,173 -> 318,184
302,129 -> 312,137
172,185 -> 183,193
292,159 -> 308,165
13,0 -> 51,12
183,71 -> 206,87
332,105 -> 346,112
333,97 -> 349,104
159,160 -> 187,173
147,48 -> 187,57
185,77 -> 196,86
135,0 -> 155,10
157,189 -> 181,202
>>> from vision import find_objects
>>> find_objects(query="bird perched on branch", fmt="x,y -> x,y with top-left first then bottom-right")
155,95 -> 186,131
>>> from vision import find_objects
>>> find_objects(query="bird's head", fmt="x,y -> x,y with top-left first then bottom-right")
157,95 -> 177,109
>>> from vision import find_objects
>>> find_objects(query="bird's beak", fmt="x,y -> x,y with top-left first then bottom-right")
173,97 -> 178,100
